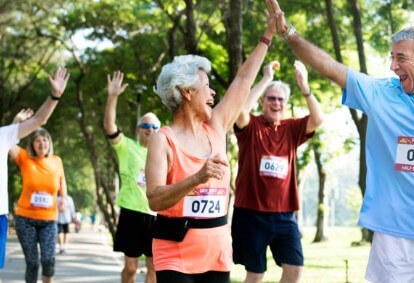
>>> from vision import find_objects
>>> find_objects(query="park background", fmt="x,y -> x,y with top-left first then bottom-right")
1,0 -> 413,282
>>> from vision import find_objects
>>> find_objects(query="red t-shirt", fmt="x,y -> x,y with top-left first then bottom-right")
234,114 -> 312,212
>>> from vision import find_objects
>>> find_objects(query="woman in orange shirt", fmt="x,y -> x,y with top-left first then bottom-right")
9,127 -> 67,283
145,1 -> 280,282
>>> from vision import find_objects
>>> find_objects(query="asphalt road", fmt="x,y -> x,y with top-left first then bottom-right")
0,224 -> 146,283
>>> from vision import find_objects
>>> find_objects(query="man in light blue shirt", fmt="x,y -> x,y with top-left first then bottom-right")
272,2 -> 413,281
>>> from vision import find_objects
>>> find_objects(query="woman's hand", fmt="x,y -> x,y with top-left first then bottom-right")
194,154 -> 229,184
12,108 -> 34,124
264,0 -> 278,38
49,67 -> 70,97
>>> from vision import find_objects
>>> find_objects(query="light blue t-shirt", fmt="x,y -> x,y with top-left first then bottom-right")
342,68 -> 414,239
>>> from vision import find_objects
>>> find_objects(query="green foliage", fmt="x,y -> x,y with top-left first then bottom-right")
2,0 -> 412,222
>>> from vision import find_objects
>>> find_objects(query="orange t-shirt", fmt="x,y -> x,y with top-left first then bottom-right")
15,147 -> 65,221
153,124 -> 232,273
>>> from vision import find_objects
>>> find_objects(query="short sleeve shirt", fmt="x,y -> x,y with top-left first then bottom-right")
234,114 -> 311,212
15,147 -> 65,221
343,68 -> 414,239
112,134 -> 155,215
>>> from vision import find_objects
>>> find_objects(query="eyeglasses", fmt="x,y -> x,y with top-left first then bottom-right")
139,123 -> 160,130
265,96 -> 285,103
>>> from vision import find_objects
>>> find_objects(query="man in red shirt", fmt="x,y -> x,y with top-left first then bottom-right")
232,60 -> 324,283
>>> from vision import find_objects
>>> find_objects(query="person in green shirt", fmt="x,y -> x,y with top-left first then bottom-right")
104,71 -> 160,283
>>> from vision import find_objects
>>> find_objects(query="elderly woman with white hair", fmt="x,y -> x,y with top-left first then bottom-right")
9,127 -> 67,283
145,1 -> 280,282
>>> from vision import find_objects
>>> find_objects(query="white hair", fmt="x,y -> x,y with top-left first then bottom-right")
263,80 -> 291,101
391,26 -> 414,43
137,112 -> 161,127
154,55 -> 212,112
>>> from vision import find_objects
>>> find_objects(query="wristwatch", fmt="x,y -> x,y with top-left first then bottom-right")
282,24 -> 297,41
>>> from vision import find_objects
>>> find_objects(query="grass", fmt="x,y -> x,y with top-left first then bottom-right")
230,226 -> 370,283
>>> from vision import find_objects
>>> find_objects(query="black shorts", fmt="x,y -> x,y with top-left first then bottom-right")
58,223 -> 69,234
231,207 -> 304,273
113,207 -> 155,258
157,270 -> 230,283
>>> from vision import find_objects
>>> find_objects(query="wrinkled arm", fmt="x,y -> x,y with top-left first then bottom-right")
304,93 -> 324,134
210,0 -> 278,133
273,1 -> 347,88
293,60 -> 324,133
288,35 -> 347,88
235,61 -> 279,129
8,145 -> 19,162
103,71 -> 129,144
146,132 -> 228,211
18,67 -> 70,139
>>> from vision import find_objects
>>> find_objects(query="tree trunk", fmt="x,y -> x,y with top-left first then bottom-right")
313,143 -> 327,242
221,0 -> 243,214
73,71 -> 118,239
324,0 -> 371,243
222,0 -> 243,81
348,0 -> 372,243
183,0 -> 199,54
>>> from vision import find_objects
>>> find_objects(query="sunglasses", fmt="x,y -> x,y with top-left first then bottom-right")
265,96 -> 285,103
139,123 -> 159,130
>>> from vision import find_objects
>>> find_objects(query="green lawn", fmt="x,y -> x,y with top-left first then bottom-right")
230,227 -> 370,283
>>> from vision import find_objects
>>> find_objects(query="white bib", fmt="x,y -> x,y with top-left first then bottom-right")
259,155 -> 288,179
31,192 -> 53,208
137,169 -> 146,187
183,188 -> 226,218
395,136 -> 414,173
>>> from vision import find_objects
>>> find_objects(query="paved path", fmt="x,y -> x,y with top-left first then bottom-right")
0,225 -> 146,283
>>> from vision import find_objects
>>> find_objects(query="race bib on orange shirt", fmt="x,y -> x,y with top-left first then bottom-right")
31,192 -> 53,208
259,155 -> 288,179
395,136 -> 414,173
183,188 -> 226,218
137,169 -> 146,187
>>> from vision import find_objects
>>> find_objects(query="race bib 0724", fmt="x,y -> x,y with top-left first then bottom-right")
183,188 -> 227,218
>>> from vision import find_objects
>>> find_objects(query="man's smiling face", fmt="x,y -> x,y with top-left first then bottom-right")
390,40 -> 414,94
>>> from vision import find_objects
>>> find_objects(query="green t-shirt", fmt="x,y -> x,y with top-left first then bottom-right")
112,134 -> 155,215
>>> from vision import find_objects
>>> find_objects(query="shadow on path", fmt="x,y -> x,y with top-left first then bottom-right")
0,224 -> 146,283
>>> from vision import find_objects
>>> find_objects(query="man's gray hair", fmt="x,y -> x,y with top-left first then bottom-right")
154,55 -> 212,112
391,26 -> 414,43
263,80 -> 291,101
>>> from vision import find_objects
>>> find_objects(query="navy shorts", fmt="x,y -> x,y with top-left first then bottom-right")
113,207 -> 155,258
231,207 -> 303,273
